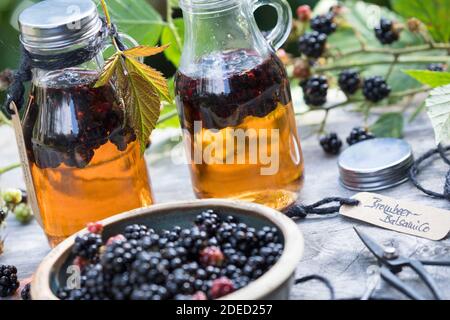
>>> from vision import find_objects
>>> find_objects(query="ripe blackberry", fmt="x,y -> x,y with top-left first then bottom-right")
428,63 -> 446,72
166,268 -> 196,296
124,224 -> 152,240
195,210 -> 221,235
0,265 -> 20,297
346,127 -> 375,145
301,75 -> 328,106
110,272 -> 133,300
210,277 -> 235,299
80,264 -> 109,300
130,251 -> 169,286
21,283 -> 31,300
374,18 -> 400,45
259,243 -> 283,267
338,70 -> 361,95
298,31 -> 327,59
257,226 -> 280,245
72,232 -> 103,262
320,133 -> 342,155
100,239 -> 141,273
363,76 -> 391,102
131,284 -> 169,300
310,13 -> 337,35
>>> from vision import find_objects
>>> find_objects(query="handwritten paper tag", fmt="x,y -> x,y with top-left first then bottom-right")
340,192 -> 450,240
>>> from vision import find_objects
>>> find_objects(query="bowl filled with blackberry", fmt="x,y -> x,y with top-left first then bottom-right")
32,200 -> 303,300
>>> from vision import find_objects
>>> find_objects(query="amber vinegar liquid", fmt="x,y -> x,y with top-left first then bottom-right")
175,50 -> 304,209
23,71 -> 153,246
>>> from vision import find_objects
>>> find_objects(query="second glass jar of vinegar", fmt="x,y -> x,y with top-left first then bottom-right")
175,0 -> 304,209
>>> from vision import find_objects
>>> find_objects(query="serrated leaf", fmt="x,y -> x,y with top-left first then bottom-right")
403,70 -> 450,88
126,71 -> 161,153
123,44 -> 170,58
426,84 -> 450,144
325,0 -> 428,93
96,0 -> 164,46
125,57 -> 171,102
94,54 -> 120,88
391,0 -> 450,42
370,112 -> 404,138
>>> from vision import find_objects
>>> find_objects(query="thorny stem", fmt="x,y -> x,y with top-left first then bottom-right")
100,0 -> 122,53
313,56 -> 450,72
336,43 -> 450,58
157,109 -> 178,125
385,54 -> 398,81
317,109 -> 329,135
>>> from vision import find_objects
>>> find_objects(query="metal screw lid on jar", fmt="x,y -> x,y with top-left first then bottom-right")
18,0 -> 102,55
338,138 -> 413,191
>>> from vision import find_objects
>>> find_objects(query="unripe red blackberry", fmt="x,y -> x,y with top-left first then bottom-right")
210,277 -> 235,299
199,246 -> 225,266
296,5 -> 312,22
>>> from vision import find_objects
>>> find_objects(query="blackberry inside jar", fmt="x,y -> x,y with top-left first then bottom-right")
24,70 -> 136,169
22,70 -> 153,246
175,50 -> 304,206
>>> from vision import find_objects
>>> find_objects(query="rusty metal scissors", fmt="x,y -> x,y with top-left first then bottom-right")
354,227 -> 450,300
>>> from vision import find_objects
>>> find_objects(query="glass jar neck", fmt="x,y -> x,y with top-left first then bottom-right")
179,0 -> 269,72
32,52 -> 104,87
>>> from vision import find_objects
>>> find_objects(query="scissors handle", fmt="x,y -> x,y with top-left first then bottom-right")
420,260 -> 450,267
380,266 -> 425,300
409,260 -> 443,300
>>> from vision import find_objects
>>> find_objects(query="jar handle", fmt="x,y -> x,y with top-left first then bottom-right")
252,0 -> 292,50
104,33 -> 144,63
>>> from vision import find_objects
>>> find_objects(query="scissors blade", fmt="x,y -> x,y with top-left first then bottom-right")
353,227 -> 386,260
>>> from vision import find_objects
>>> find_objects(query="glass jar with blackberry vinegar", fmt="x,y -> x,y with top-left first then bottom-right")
175,0 -> 304,209
18,0 -> 153,246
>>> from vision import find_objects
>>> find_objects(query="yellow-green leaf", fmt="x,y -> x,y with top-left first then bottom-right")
125,57 -> 171,102
94,54 -> 120,88
123,44 -> 170,58
127,71 -> 162,153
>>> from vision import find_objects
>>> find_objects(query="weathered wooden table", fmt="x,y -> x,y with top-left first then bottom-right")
1,106 -> 449,300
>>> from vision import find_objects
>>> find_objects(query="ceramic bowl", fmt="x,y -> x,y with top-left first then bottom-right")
31,199 -> 304,300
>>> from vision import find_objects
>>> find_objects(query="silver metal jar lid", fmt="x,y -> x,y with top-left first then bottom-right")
338,138 -> 413,192
18,0 -> 102,55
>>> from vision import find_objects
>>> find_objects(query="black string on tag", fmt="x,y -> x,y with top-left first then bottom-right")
409,144 -> 450,201
283,197 -> 360,219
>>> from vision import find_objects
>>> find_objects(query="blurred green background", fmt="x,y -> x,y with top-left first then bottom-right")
0,0 -> 393,72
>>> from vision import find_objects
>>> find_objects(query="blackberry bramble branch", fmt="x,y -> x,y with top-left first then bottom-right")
288,3 -> 450,152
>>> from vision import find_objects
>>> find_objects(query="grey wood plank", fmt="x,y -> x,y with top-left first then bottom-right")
0,107 -> 449,300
